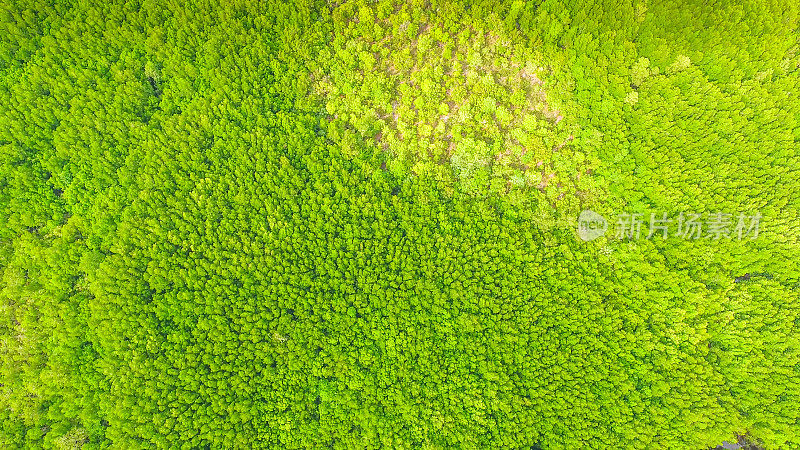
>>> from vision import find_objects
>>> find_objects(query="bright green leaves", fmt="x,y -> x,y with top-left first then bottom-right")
450,137 -> 491,195
630,56 -> 652,88
311,1 -> 594,209
1,1 -> 798,449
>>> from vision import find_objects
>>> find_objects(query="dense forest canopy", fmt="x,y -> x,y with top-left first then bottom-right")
1,0 -> 798,448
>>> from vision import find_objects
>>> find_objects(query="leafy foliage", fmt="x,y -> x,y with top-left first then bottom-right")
1,0 -> 798,448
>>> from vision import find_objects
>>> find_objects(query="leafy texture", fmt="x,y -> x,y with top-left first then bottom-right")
1,0 -> 798,448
